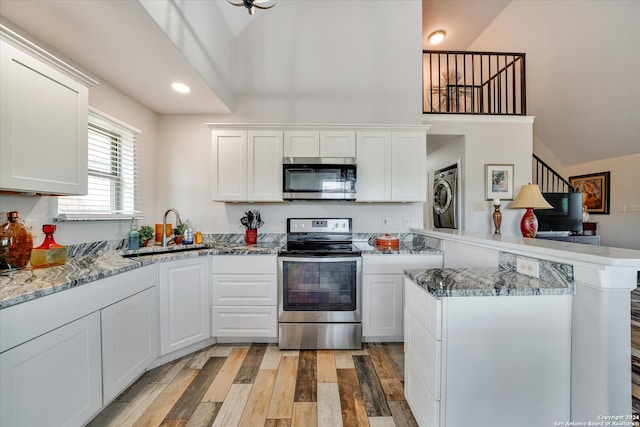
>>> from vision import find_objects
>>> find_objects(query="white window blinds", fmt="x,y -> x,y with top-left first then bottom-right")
58,108 -> 141,220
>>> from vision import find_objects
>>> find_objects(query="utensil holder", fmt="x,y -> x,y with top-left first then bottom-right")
245,229 -> 257,245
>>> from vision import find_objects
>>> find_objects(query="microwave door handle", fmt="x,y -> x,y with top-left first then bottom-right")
286,168 -> 314,173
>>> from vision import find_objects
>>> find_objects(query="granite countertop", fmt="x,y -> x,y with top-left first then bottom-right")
0,234 -> 442,310
0,241 -> 284,310
405,267 -> 575,297
355,240 -> 442,255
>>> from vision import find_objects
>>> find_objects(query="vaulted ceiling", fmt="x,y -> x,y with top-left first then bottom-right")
1,0 -> 638,167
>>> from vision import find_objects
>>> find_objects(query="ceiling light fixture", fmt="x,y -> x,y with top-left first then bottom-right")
227,0 -> 276,15
171,82 -> 191,94
428,30 -> 446,45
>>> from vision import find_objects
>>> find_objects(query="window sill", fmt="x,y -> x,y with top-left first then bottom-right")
55,214 -> 143,222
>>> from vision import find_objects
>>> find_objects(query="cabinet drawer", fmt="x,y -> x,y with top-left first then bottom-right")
211,274 -> 277,305
211,255 -> 277,274
404,277 -> 441,339
405,310 -> 441,399
405,354 -> 440,427
212,306 -> 277,337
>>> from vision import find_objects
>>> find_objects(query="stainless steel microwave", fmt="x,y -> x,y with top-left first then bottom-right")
283,158 -> 357,200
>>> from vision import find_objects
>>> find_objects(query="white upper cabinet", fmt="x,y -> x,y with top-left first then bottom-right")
319,131 -> 356,157
211,130 -> 248,201
248,130 -> 283,201
284,130 -> 319,157
356,131 -> 427,202
284,130 -> 355,157
355,131 -> 392,201
391,131 -> 427,202
211,129 -> 283,202
0,28 -> 96,195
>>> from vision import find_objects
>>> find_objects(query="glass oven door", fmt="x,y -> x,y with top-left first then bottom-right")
278,256 -> 362,323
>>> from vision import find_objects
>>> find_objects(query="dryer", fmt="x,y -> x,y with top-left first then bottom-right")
433,164 -> 458,229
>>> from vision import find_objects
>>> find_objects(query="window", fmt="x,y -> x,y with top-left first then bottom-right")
58,108 -> 140,219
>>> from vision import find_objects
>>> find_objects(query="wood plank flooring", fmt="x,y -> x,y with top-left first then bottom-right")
88,343 -> 417,427
631,272 -> 640,416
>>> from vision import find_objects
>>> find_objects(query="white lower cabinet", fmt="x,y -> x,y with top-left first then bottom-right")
0,312 -> 102,427
159,257 -> 211,355
404,276 -> 572,427
362,254 -> 442,340
211,255 -> 278,338
101,287 -> 158,403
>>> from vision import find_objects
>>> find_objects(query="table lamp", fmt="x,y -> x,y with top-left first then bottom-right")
508,183 -> 552,237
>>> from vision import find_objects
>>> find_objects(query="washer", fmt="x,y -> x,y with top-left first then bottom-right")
433,164 -> 458,229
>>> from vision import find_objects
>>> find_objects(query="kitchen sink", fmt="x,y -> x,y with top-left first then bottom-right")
122,243 -> 208,258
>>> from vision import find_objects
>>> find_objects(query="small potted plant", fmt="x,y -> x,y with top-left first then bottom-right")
173,223 -> 186,244
138,225 -> 154,247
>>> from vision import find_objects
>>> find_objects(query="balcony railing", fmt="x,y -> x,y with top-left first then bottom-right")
424,50 -> 526,115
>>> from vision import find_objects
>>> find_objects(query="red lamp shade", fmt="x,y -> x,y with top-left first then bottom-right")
508,184 -> 552,238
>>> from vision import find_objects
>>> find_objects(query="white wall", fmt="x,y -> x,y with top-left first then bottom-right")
565,153 -> 640,250
225,0 -> 424,124
423,116 -> 535,236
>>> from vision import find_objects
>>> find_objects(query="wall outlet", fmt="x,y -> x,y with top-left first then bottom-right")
516,257 -> 539,278
616,205 -> 627,212
382,217 -> 390,227
473,202 -> 485,212
629,204 -> 640,212
403,217 -> 413,227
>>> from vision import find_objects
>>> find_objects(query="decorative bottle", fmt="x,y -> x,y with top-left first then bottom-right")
127,217 -> 139,251
2,211 -> 33,268
182,222 -> 194,245
30,224 -> 68,268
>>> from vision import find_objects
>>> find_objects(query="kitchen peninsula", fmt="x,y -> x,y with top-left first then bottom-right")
412,228 -> 640,425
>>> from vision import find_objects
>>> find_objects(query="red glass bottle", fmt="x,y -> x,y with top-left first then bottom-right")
31,224 -> 67,268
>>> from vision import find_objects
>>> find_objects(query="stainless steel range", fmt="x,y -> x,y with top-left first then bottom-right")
278,218 -> 362,350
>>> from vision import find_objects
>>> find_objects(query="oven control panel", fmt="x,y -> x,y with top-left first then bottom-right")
288,218 -> 351,233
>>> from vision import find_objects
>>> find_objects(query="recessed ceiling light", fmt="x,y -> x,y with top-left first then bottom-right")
428,30 -> 446,45
171,82 -> 191,94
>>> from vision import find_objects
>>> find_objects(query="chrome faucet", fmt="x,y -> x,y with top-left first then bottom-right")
162,208 -> 183,247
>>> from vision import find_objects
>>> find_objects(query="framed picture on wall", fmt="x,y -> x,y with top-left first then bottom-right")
485,164 -> 514,200
569,171 -> 610,214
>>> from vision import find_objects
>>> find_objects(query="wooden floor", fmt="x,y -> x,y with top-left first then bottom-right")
88,342 -> 417,427
632,272 -> 640,415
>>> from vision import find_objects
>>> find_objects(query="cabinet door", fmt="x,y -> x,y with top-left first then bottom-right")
101,287 -> 158,403
320,131 -> 356,157
283,130 -> 319,157
391,131 -> 427,202
248,130 -> 283,201
0,312 -> 102,427
0,40 -> 88,195
363,274 -> 403,338
356,131 -> 392,201
159,258 -> 210,355
211,130 -> 247,201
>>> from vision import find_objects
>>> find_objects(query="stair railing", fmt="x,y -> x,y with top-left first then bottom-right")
533,154 -> 575,193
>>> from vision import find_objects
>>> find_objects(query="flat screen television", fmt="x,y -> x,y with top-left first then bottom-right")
534,192 -> 583,234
